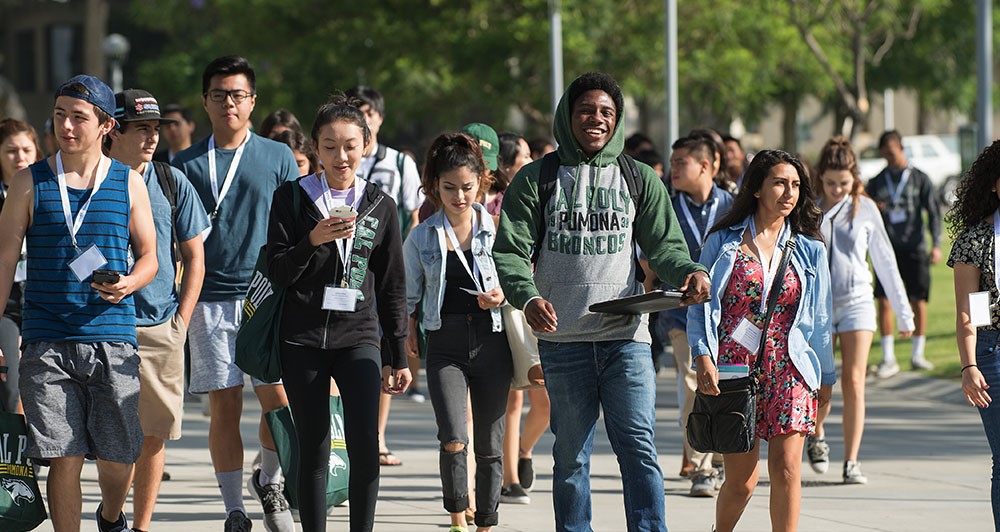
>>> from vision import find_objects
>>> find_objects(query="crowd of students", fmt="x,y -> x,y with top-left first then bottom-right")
0,54 -> 996,532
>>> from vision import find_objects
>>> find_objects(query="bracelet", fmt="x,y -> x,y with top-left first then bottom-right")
962,364 -> 978,373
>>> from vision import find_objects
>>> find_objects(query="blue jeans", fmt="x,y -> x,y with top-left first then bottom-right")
977,329 -> 1000,531
538,339 -> 666,532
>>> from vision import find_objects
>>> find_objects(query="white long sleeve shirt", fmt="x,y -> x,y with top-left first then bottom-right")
821,195 -> 915,332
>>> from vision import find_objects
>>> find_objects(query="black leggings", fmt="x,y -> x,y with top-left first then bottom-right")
280,342 -> 383,532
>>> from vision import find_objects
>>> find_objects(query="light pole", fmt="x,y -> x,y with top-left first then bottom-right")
102,33 -> 130,93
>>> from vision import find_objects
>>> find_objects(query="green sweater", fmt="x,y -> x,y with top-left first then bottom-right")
493,83 -> 706,343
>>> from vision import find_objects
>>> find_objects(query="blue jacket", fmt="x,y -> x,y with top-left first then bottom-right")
404,203 -> 504,332
686,216 -> 836,390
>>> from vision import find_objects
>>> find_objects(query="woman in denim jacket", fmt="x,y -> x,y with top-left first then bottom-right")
687,150 -> 835,532
403,133 -> 512,532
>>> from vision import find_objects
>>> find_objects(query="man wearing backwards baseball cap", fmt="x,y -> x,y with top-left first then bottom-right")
106,88 -> 210,532
0,74 -> 158,531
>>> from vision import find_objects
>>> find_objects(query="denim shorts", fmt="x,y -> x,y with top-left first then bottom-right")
832,298 -> 877,334
19,341 -> 143,463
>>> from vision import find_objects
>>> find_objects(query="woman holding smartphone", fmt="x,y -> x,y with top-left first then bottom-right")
266,96 -> 410,532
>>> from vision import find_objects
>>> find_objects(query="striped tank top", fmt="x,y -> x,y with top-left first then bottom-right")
22,158 -> 136,347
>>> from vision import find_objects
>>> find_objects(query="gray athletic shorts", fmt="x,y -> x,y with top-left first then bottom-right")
19,341 -> 143,463
188,300 -> 279,393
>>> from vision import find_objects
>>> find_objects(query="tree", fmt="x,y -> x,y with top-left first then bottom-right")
782,0 -> 928,139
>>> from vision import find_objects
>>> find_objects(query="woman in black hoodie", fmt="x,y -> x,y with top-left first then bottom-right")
266,96 -> 411,532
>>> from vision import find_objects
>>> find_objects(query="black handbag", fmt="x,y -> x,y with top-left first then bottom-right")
687,233 -> 798,454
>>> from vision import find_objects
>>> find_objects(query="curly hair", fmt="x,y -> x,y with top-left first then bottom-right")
946,138 -> 1000,236
711,149 -> 824,241
421,133 -> 494,210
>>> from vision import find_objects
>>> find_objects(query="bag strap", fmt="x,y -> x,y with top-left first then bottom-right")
752,232 -> 798,376
152,161 -> 180,260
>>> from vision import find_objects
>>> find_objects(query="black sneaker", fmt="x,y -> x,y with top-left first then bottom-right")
224,510 -> 252,532
246,469 -> 294,532
499,483 -> 531,504
518,456 -> 534,490
96,502 -> 131,532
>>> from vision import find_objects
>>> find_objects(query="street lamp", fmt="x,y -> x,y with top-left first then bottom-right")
102,33 -> 130,93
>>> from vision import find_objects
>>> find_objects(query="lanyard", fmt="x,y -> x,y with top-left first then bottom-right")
321,172 -> 364,287
56,152 -> 109,249
884,167 -> 911,206
749,216 -> 789,314
678,193 -> 719,247
443,208 -> 483,293
823,196 -> 850,265
207,132 -> 251,218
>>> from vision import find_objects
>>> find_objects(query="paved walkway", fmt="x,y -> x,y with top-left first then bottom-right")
31,366 -> 991,531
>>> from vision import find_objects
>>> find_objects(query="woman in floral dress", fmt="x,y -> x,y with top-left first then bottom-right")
687,150 -> 835,532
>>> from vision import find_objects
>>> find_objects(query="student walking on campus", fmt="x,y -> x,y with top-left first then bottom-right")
171,55 -> 299,532
404,133 -> 512,532
267,96 -> 410,532
947,138 -> 1000,532
0,118 -> 42,416
809,137 -> 913,485
663,134 -> 735,497
687,150 -> 835,532
494,71 -> 711,532
867,130 -> 941,377
0,74 -> 159,532
105,88 -> 210,532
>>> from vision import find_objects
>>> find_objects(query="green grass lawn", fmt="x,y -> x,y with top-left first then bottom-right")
865,236 -> 958,380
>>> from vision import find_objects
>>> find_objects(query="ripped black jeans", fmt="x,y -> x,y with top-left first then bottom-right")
426,313 -> 513,528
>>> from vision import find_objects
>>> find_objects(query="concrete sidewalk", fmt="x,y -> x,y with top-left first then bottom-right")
32,368 -> 991,531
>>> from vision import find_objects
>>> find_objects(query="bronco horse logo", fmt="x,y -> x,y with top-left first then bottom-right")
1,477 -> 35,506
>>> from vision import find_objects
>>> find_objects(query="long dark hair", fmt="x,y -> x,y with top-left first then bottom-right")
947,138 -> 1000,236
710,149 -> 823,240
421,133 -> 493,210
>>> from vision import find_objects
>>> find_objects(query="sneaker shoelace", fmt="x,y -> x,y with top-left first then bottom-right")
261,483 -> 289,513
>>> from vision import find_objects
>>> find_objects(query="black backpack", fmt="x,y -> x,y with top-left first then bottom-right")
151,161 -> 181,260
532,151 -> 645,265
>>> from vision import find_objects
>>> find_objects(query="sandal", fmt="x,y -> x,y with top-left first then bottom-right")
379,451 -> 403,466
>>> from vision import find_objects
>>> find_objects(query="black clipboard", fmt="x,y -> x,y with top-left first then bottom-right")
588,290 -> 689,315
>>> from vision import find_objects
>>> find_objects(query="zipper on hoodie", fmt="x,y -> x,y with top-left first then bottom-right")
322,310 -> 331,349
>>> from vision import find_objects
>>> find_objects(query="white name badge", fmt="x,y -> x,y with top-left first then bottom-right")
732,317 -> 763,354
323,285 -> 358,312
888,207 -> 907,225
970,291 -> 992,327
13,259 -> 26,283
68,244 -> 108,282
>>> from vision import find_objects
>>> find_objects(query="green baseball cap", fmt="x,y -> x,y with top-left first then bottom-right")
461,122 -> 499,171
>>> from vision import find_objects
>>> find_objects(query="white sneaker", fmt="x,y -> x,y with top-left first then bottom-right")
875,361 -> 900,379
911,357 -> 934,371
806,436 -> 830,474
843,460 -> 868,484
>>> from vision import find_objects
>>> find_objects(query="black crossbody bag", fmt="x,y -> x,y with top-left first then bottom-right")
687,233 -> 798,454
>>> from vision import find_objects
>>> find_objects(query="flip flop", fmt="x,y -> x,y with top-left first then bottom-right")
379,451 -> 402,466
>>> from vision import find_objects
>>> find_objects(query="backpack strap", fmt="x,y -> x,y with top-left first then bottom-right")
152,161 -> 180,260
394,151 -> 411,239
531,152 -> 562,264
617,153 -> 644,207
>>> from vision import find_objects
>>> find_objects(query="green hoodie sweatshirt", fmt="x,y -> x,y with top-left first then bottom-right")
493,83 -> 707,344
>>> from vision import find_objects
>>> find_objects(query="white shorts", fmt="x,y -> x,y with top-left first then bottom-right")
188,300 -> 280,393
832,299 -> 877,334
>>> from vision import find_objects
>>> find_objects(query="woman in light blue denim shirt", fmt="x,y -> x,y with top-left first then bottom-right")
403,133 -> 512,532
686,150 -> 835,532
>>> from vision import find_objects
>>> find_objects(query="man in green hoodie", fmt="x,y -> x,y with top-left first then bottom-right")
494,72 -> 710,531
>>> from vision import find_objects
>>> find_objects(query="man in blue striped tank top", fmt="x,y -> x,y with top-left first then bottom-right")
0,75 -> 158,532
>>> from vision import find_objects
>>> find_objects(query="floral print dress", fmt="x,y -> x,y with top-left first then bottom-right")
717,250 -> 817,440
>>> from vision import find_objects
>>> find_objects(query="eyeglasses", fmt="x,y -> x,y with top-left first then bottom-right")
205,89 -> 254,104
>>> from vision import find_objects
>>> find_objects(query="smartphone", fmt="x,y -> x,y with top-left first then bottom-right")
92,269 -> 121,284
